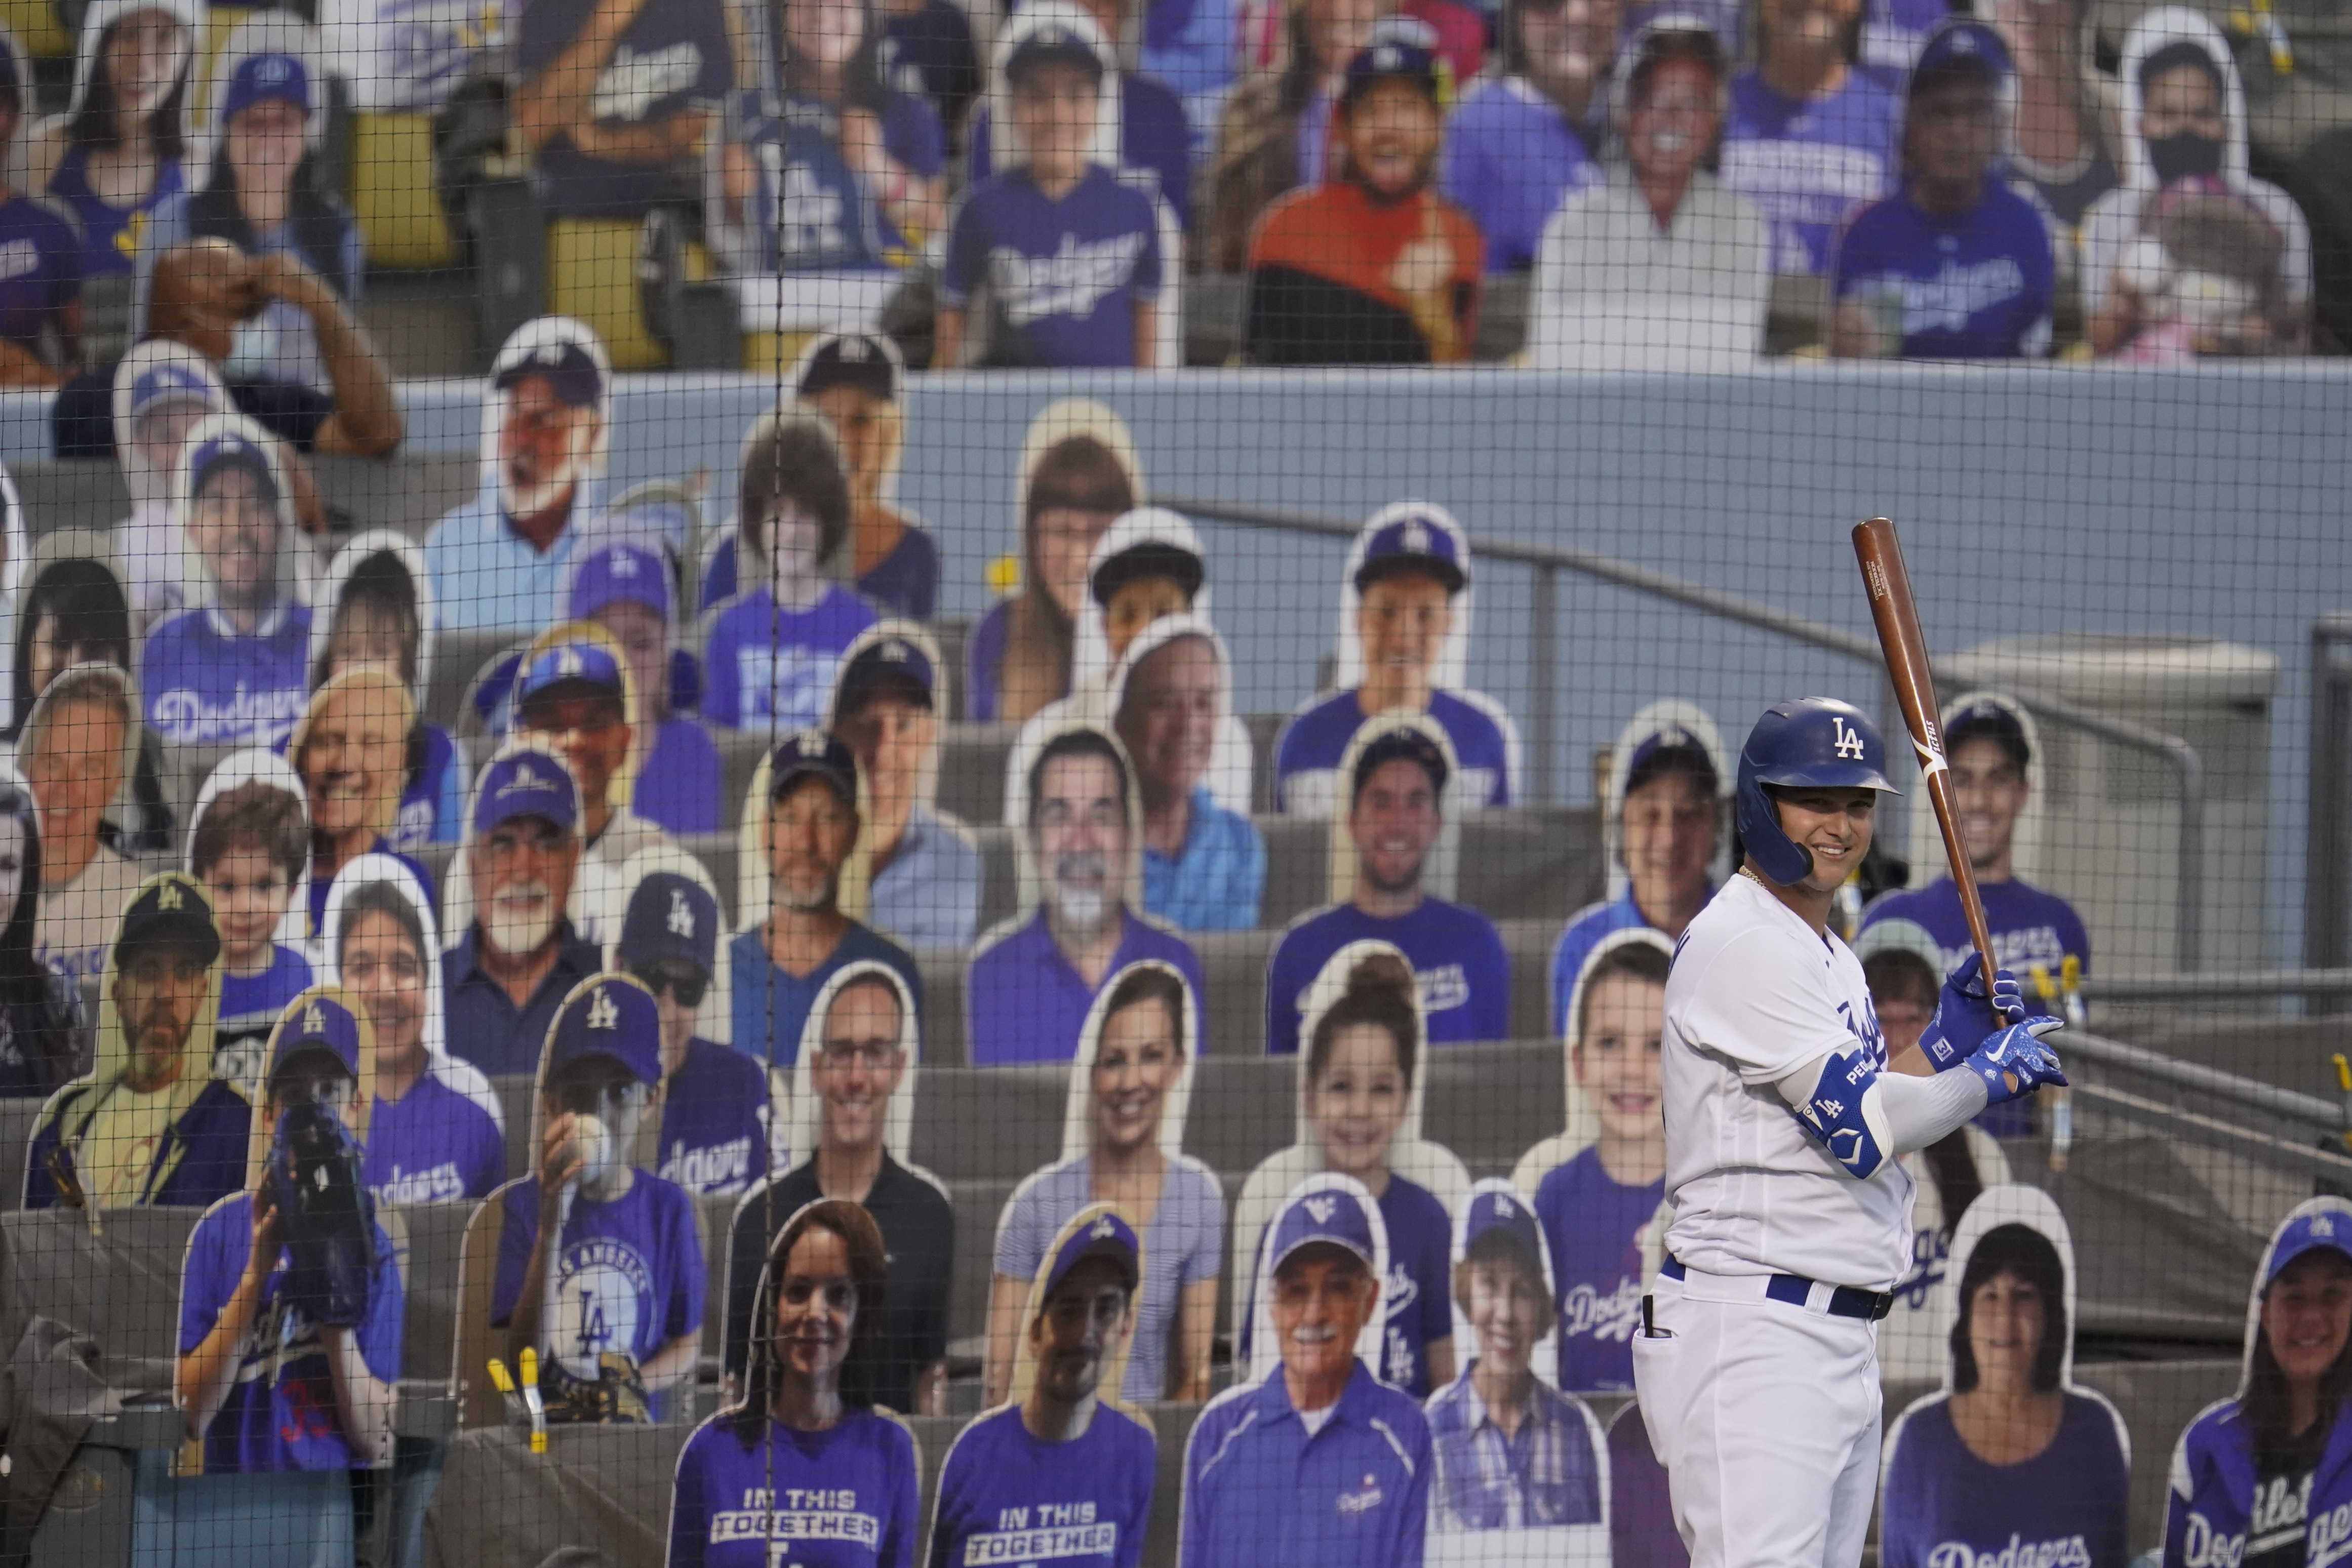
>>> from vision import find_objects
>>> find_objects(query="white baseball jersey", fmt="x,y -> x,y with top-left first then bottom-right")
1661,873 -> 1912,1290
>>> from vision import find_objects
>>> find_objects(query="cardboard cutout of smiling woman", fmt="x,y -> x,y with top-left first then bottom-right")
1232,940 -> 1469,1399
1882,1186 -> 2130,1568
1426,1178 -> 1609,1562
174,985 -> 401,1475
987,959 -> 1221,1405
2164,1196 -> 2352,1568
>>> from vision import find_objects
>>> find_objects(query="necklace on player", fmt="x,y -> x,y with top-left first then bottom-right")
1737,864 -> 1766,887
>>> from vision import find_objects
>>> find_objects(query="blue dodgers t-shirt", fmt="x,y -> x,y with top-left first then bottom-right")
727,922 -> 923,1069
1534,1145 -> 1663,1393
1879,1393 -> 2129,1568
393,725 -> 466,849
657,1038 -> 776,1196
511,0 -> 732,217
929,1403 -> 1157,1568
1439,76 -> 1604,273
178,1191 -> 405,1473
1721,65 -> 1904,275
752,90 -> 944,271
216,943 -> 314,1045
1264,900 -> 1511,1058
702,583 -> 879,731
966,72 -> 1194,229
670,1409 -> 920,1568
1862,875 -> 2091,980
1273,689 -> 1513,813
494,1173 -> 704,1418
1833,180 -> 2054,358
940,165 -> 1164,370
142,605 -> 315,746
0,196 -> 79,351
1376,1174 -> 1455,1399
632,716 -> 723,837
856,526 -> 940,622
366,1074 -> 506,1206
1142,788 -> 1265,933
965,909 -> 1207,1068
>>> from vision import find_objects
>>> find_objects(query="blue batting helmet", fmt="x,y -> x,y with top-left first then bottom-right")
1735,698 -> 1901,884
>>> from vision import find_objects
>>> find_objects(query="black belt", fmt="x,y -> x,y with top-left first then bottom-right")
1659,1257 -> 1895,1321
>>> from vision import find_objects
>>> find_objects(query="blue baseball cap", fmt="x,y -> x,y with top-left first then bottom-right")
1268,1183 -> 1378,1275
545,975 -> 662,1087
188,429 -> 278,503
618,872 -> 718,978
570,540 -> 671,623
130,361 -> 217,421
516,641 -> 627,712
769,729 -> 859,807
268,992 -> 362,1084
2267,1207 -> 2352,1289
221,51 -> 310,124
1461,1188 -> 1544,1274
1911,17 -> 2013,89
1044,1208 -> 1141,1299
1341,30 -> 1442,109
1005,22 -> 1104,83
835,635 -> 935,717
1351,723 -> 1449,803
495,339 -> 603,409
1354,507 -> 1466,594
472,746 -> 579,837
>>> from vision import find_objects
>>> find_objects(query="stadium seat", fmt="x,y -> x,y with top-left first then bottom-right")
546,220 -> 712,373
0,1207 -> 207,1392
396,1197 -> 475,1385
351,113 -> 458,270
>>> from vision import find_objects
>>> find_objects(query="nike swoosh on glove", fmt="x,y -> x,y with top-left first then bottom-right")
1967,1017 -> 2067,1106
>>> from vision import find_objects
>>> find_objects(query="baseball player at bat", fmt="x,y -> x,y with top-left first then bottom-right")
1632,697 -> 2066,1568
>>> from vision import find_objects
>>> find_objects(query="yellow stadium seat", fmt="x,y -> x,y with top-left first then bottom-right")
351,112 -> 456,269
0,0 -> 70,60
741,328 -> 818,377
548,217 -> 711,372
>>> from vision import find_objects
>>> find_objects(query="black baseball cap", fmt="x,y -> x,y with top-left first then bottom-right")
1945,700 -> 2030,770
495,340 -> 603,409
835,635 -> 935,718
1351,725 -> 1449,802
769,729 -> 859,806
117,875 -> 221,969
795,331 -> 904,404
1091,540 -> 1204,608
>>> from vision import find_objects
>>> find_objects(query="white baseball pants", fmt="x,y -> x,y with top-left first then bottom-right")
1630,1268 -> 1883,1568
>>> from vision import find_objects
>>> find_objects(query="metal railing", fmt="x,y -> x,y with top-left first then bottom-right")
2083,969 -> 2352,1001
2308,615 -> 2352,981
1163,494 -> 2213,967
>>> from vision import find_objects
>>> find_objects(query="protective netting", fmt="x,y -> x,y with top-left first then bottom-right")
0,0 -> 2341,1563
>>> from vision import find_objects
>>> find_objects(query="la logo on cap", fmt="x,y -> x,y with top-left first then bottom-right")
158,881 -> 184,911
511,761 -> 542,789
533,344 -> 566,367
1401,519 -> 1430,554
667,888 -> 695,938
611,549 -> 639,578
1304,1195 -> 1336,1225
258,56 -> 290,82
1658,726 -> 1690,747
841,337 -> 870,363
1377,44 -> 1400,67
586,986 -> 620,1031
798,732 -> 828,757
2317,1215 -> 2336,1237
1493,1195 -> 1513,1219
883,640 -> 909,663
303,1001 -> 325,1035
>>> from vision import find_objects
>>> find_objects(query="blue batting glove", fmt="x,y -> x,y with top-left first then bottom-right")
1918,953 -> 2024,1070
1967,1017 -> 2067,1106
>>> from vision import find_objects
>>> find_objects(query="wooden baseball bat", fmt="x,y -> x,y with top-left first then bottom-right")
1852,517 -> 2001,990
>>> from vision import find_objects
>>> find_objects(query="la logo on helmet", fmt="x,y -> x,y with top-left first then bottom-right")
1831,717 -> 1867,761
